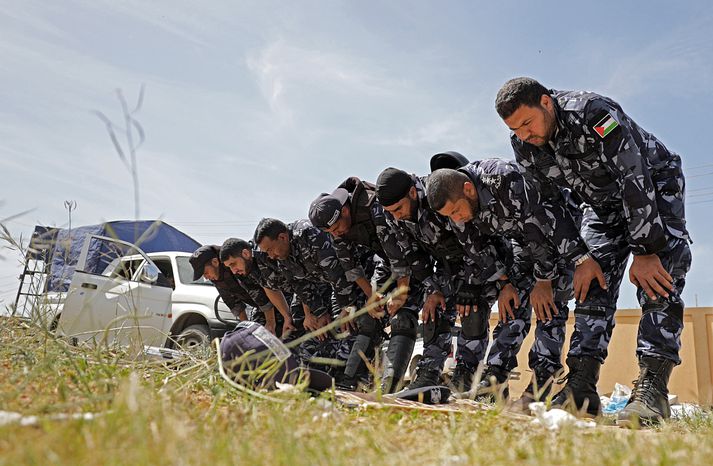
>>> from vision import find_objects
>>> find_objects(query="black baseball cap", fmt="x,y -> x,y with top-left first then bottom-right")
429,151 -> 469,172
308,188 -> 349,229
189,245 -> 219,281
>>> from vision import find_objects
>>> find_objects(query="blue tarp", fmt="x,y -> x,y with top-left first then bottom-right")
45,220 -> 201,292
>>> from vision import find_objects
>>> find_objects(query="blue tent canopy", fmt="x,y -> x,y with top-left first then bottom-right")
44,220 -> 201,292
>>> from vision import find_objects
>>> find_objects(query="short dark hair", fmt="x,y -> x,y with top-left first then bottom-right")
426,169 -> 470,211
254,218 -> 288,244
495,77 -> 549,119
219,238 -> 252,262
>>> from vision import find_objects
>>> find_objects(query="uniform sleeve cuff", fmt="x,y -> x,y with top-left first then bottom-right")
631,235 -> 668,256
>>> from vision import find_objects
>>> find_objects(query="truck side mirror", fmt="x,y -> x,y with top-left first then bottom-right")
140,263 -> 159,285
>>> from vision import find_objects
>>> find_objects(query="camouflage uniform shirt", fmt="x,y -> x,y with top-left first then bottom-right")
456,159 -> 589,281
511,90 -> 690,255
255,219 -> 355,315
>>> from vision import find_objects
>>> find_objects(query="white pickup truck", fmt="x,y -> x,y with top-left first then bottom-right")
56,235 -> 236,350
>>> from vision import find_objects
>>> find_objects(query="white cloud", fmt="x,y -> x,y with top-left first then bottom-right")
245,39 -> 402,123
601,15 -> 713,99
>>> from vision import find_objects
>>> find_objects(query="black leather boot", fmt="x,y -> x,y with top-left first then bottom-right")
407,366 -> 441,390
448,363 -> 476,393
511,368 -> 560,412
471,365 -> 510,403
617,357 -> 675,427
551,356 -> 601,417
380,335 -> 415,394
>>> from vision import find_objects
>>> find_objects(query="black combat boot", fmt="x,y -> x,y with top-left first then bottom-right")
335,373 -> 358,391
510,368 -> 560,413
448,363 -> 476,393
407,366 -> 442,390
617,357 -> 675,427
551,356 -> 601,417
380,335 -> 415,394
338,335 -> 372,391
472,365 -> 510,403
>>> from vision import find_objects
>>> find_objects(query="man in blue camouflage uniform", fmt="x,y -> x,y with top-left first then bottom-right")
426,159 -> 589,403
308,176 -> 425,392
217,237 -> 346,373
253,218 -> 357,317
219,238 -> 297,337
495,77 -> 691,424
375,166 -> 526,394
252,218 -> 359,377
430,151 -> 575,402
189,245 -> 271,325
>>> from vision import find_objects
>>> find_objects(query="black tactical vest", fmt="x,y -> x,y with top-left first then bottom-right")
419,197 -> 464,264
338,177 -> 385,259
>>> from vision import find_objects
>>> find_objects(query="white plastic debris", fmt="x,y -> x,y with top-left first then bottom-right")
601,383 -> 632,414
528,402 -> 596,430
274,382 -> 301,394
0,410 -> 100,427
671,403 -> 706,420
0,411 -> 23,426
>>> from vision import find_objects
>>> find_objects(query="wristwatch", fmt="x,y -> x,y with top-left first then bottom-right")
575,253 -> 592,267
495,277 -> 510,291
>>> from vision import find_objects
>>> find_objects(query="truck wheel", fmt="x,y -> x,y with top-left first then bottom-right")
50,315 -> 60,333
176,324 -> 210,350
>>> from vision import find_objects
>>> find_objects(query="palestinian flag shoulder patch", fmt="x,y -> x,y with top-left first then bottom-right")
592,112 -> 619,138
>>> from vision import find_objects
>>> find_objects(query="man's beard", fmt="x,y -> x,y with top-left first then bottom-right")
466,196 -> 478,221
243,258 -> 253,274
403,197 -> 417,221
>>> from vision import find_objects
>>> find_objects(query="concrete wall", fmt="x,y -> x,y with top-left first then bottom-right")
489,307 -> 713,404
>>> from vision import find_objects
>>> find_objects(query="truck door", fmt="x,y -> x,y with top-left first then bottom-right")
58,235 -> 173,349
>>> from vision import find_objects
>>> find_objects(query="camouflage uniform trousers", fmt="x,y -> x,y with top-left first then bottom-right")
417,303 -> 455,376
453,282 -> 496,370
370,263 -> 424,369
283,286 -> 356,377
570,207 -> 692,364
481,269 -> 571,377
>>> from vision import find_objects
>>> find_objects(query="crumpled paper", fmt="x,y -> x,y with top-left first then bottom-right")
528,402 -> 596,430
0,410 -> 100,427
671,403 -> 707,420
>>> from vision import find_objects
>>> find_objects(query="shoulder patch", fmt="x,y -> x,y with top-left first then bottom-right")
591,110 -> 619,138
480,174 -> 502,189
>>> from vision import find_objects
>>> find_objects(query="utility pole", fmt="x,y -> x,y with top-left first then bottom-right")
64,200 -> 77,235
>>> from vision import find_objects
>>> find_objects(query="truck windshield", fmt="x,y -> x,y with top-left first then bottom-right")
176,256 -> 212,285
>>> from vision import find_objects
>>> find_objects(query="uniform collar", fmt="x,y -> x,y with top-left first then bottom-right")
461,164 -> 496,211
548,93 -> 579,154
413,175 -> 428,223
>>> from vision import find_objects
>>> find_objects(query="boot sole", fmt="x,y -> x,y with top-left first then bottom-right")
616,416 -> 662,429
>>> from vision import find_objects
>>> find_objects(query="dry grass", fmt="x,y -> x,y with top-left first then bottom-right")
1,317 -> 712,466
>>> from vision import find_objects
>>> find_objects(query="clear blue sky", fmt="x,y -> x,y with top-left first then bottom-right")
1,0 -> 712,309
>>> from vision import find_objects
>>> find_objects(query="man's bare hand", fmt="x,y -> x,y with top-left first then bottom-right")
265,320 -> 277,335
531,280 -> 557,322
309,313 -> 331,341
497,283 -> 519,322
281,317 -> 296,338
573,256 -> 607,303
317,313 -> 332,327
387,294 -> 407,316
338,308 -> 358,333
303,312 -> 321,338
366,292 -> 386,318
422,291 -> 445,324
630,254 -> 673,301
